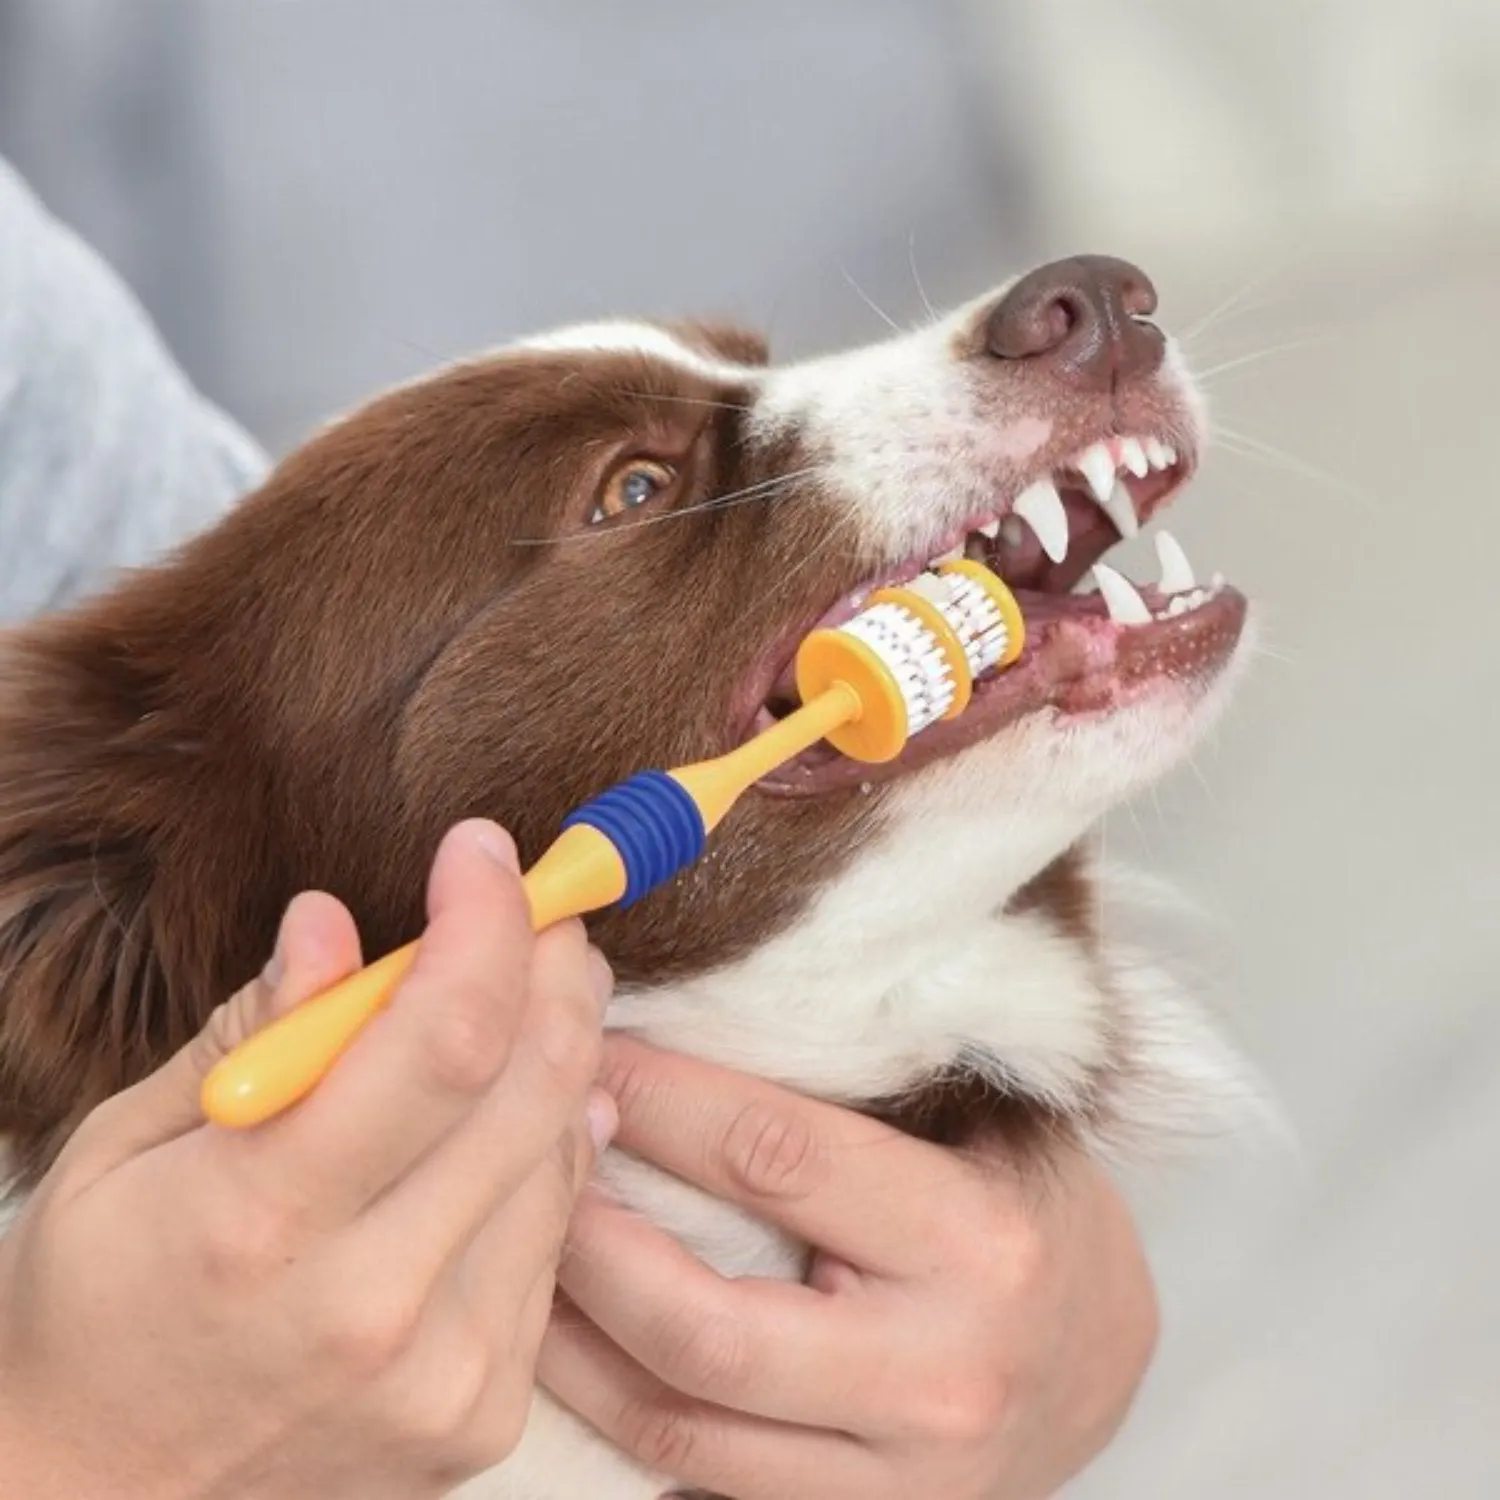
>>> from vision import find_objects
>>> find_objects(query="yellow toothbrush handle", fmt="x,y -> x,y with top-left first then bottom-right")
200,686 -> 865,1131
200,944 -> 421,1128
200,823 -> 630,1128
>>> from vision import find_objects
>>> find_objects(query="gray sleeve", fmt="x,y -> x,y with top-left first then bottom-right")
0,155 -> 269,624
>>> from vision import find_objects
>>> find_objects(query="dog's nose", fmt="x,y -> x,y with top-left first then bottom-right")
984,256 -> 1164,390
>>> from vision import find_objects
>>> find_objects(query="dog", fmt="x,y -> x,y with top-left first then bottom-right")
0,255 -> 1257,1497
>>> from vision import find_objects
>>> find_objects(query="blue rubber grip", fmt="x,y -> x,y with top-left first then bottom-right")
561,770 -> 707,908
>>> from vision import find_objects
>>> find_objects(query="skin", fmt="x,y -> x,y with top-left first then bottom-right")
0,821 -> 615,1500
0,822 -> 1158,1500
543,1038 -> 1160,1500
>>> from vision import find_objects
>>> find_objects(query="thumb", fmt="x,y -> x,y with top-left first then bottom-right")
190,891 -> 366,1075
75,892 -> 364,1175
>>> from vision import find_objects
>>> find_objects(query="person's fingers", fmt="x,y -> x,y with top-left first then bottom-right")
555,1189 -> 876,1430
346,918 -> 612,1284
216,821 -> 546,1228
460,1108 -> 609,1400
349,1103 -> 614,1481
538,1311 -> 880,1500
61,892 -> 362,1182
598,1035 -> 987,1279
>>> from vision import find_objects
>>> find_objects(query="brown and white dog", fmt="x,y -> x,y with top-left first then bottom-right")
0,256 -> 1257,1497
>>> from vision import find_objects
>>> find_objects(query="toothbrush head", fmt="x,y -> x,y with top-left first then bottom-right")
793,560 -> 1025,764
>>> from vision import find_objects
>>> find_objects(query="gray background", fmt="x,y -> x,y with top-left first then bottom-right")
3,2 -> 1497,1495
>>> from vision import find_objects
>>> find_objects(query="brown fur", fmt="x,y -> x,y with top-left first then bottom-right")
0,329 -> 896,1182
0,314 -> 1123,1188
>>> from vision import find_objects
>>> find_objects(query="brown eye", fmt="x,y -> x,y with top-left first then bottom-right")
593,459 -> 675,523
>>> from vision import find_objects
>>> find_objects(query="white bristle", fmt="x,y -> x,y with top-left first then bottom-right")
834,601 -> 956,733
905,570 -> 1012,680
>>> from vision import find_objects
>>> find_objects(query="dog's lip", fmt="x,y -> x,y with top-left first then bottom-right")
731,432 -> 1202,751
756,586 -> 1249,795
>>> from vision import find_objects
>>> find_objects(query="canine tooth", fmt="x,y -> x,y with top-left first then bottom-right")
1119,437 -> 1150,478
1013,479 -> 1070,564
1092,562 -> 1151,625
1144,437 -> 1171,470
978,518 -> 1000,540
1154,530 -> 1196,594
1097,480 -> 1139,539
1076,442 -> 1118,505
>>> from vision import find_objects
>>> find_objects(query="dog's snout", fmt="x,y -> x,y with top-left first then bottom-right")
983,255 -> 1164,390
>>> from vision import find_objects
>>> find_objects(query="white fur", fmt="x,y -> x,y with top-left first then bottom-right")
461,299 -> 1254,1497
515,320 -> 755,382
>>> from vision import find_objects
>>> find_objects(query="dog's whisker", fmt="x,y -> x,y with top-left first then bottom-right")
616,390 -> 754,415
1182,752 -> 1216,800
907,229 -> 939,326
1179,252 -> 1303,348
1213,424 -> 1362,500
837,262 -> 902,335
667,468 -> 822,523
1195,336 -> 1336,383
510,468 -> 822,547
1248,641 -> 1303,667
378,329 -> 448,364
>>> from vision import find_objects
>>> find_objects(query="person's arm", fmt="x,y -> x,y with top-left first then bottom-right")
0,821 -> 616,1500
544,1037 -> 1158,1500
0,154 -> 268,624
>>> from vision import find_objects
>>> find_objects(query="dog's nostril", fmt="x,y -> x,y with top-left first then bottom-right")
984,255 -> 1164,391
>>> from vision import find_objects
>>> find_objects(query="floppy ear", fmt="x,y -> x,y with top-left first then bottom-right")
0,611 -> 267,1186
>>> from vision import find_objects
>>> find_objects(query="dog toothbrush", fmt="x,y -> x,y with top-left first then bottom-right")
201,558 -> 1024,1128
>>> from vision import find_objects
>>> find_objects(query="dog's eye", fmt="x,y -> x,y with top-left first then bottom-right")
592,460 -> 675,523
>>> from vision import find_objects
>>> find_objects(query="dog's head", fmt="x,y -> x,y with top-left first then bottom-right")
0,255 -> 1247,1176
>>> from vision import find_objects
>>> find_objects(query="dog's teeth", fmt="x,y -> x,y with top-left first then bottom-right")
1012,479 -> 1069,564
1092,562 -> 1151,625
1161,443 -> 1178,467
999,516 -> 1026,548
1097,480 -> 1139,539
1154,530 -> 1196,594
1119,437 -> 1150,478
1144,437 -> 1171,470
1076,442 -> 1117,505
977,518 -> 1000,540
1210,570 -> 1225,590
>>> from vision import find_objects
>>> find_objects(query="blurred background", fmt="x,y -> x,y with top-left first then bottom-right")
2,1 -> 1497,1494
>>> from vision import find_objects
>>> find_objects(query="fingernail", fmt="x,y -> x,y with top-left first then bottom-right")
586,1088 -> 618,1153
472,821 -> 520,872
587,948 -> 614,1011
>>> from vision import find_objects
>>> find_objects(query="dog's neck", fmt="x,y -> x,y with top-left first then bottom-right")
607,795 -> 1113,1123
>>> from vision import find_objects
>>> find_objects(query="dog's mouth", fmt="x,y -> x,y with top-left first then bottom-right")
750,433 -> 1248,795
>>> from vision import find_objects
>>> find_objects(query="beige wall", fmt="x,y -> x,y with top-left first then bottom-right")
1066,231 -> 1500,1498
951,8 -> 1500,1488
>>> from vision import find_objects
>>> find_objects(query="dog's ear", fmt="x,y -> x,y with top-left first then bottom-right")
0,612 -> 267,1185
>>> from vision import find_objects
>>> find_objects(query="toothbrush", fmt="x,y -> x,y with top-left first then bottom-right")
201,558 -> 1024,1128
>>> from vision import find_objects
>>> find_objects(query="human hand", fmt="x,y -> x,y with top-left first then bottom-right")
0,820 -> 615,1500
541,1038 -> 1158,1500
